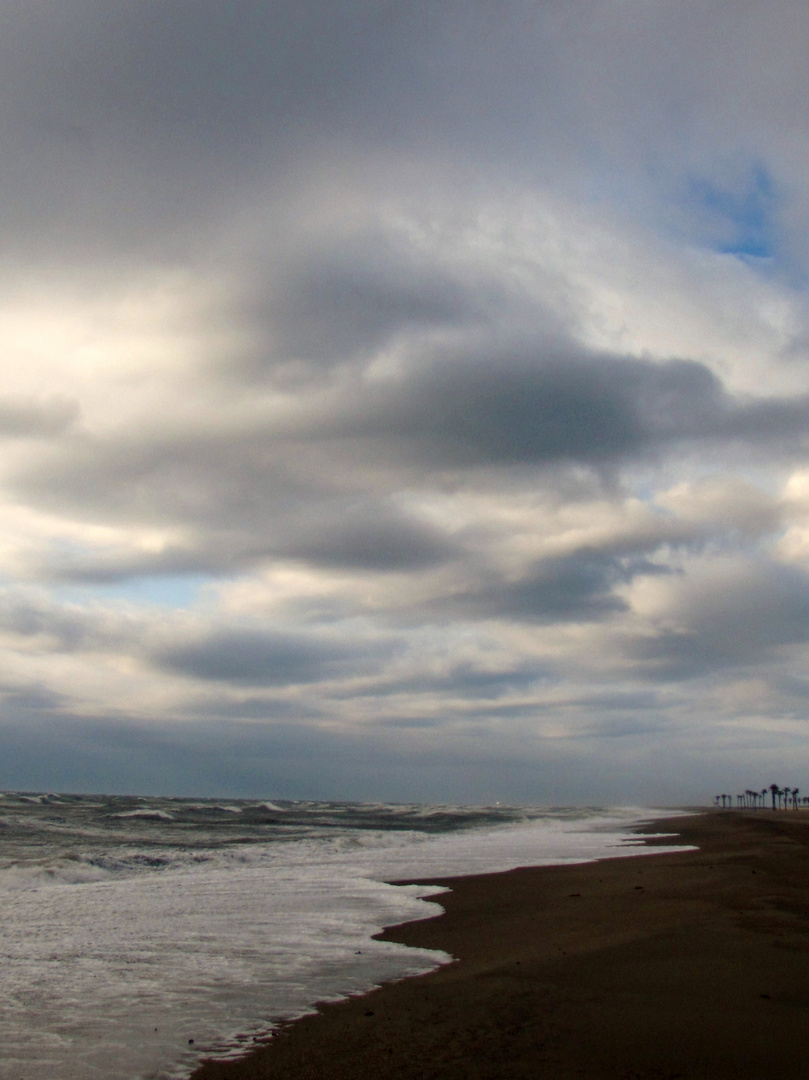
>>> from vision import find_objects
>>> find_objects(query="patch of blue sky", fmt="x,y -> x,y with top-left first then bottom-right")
686,162 -> 777,261
53,574 -> 210,610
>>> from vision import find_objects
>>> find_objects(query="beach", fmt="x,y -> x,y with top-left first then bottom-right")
191,810 -> 809,1080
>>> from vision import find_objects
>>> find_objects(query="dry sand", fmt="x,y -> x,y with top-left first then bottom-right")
191,810 -> 809,1079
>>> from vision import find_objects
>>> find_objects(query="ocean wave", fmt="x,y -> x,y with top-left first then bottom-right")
0,859 -> 112,890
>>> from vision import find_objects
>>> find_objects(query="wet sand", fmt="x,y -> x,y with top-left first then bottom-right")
191,810 -> 809,1079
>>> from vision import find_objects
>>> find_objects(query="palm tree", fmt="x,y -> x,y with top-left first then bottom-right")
792,787 -> 800,809
769,783 -> 780,811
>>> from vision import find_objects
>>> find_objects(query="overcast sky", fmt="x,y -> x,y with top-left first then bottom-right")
3,1 -> 809,803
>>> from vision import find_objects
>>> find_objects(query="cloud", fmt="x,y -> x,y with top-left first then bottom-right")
3,1 -> 809,800
154,626 -> 396,687
13,342 -> 809,557
257,234 -> 494,371
338,659 -> 553,702
330,347 -> 809,470
628,560 -> 809,680
0,395 -> 78,439
278,507 -> 459,571
453,551 -> 664,623
0,591 -> 98,653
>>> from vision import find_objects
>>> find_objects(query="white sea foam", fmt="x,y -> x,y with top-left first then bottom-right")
1,860 -> 113,890
0,847 -> 451,1080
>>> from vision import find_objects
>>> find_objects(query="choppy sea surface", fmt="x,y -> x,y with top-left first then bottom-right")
0,792 -> 690,1080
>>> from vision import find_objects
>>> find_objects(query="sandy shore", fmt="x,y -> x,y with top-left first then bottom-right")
190,810 -> 809,1079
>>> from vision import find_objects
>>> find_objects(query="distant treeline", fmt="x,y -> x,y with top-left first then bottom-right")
715,785 -> 804,810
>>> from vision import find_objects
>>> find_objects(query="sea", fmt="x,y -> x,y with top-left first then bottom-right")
0,792 -> 691,1080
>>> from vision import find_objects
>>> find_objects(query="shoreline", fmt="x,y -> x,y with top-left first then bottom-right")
190,810 -> 809,1079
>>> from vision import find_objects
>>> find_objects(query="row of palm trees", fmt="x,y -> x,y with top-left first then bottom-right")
714,784 -> 806,810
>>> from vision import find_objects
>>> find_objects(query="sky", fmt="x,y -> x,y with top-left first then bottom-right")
2,1 -> 809,804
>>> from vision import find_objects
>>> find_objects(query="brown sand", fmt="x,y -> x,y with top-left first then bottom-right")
191,811 -> 809,1079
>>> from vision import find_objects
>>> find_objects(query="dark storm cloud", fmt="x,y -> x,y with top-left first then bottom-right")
0,1 -> 429,250
46,0 -> 439,146
630,563 -> 809,680
456,551 -> 666,623
332,660 -> 553,701
154,627 -> 396,686
424,661 -> 552,700
331,349 -> 809,469
281,510 -> 458,571
329,351 -> 650,467
0,0 -> 555,261
719,395 -> 809,444
257,238 -> 495,370
0,0 -> 804,278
